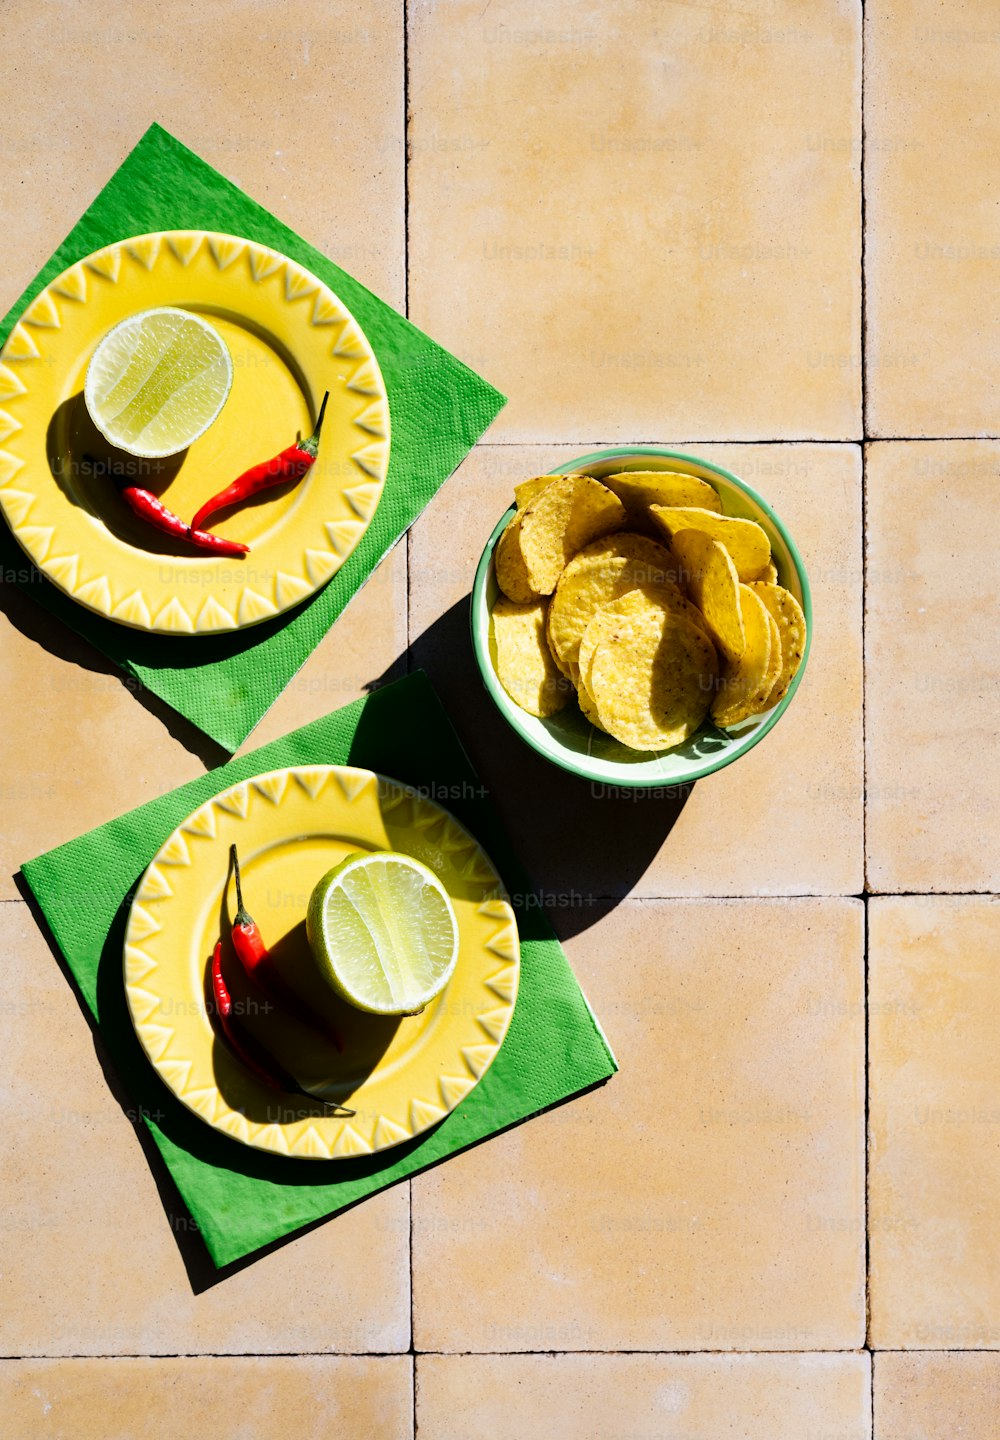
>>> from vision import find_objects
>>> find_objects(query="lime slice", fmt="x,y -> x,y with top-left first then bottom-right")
306,852 -> 460,1016
84,307 -> 233,458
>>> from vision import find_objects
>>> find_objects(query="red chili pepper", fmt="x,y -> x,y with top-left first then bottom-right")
80,456 -> 250,558
210,941 -> 298,1092
230,843 -> 343,1052
119,486 -> 250,559
210,941 -> 354,1114
190,391 -> 329,532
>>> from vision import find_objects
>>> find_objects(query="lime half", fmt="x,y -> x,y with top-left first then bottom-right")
84,307 -> 233,458
307,852 -> 460,1016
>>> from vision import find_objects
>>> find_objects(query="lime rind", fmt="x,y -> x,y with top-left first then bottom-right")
84,306 -> 233,459
307,852 -> 459,1016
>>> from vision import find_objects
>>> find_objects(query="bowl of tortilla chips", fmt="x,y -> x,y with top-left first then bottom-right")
470,447 -> 812,788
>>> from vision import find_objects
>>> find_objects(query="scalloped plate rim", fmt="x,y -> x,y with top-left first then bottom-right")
0,229 -> 391,636
122,764 -> 520,1161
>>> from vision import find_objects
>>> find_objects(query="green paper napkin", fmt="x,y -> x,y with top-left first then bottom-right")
0,125 -> 506,752
21,671 -> 616,1269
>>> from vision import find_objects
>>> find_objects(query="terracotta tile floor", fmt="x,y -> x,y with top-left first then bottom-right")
1,1 -> 997,1435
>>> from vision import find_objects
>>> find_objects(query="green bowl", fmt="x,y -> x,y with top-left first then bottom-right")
470,446 -> 812,788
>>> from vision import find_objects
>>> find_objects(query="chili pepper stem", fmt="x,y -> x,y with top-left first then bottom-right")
230,843 -> 254,929
298,390 -> 329,460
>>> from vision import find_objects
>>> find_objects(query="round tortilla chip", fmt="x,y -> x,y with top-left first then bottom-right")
576,675 -> 607,733
603,470 -> 723,518
650,505 -> 772,582
519,475 -> 626,594
560,531 -> 682,585
545,599 -> 575,680
577,585 -> 710,695
548,538 -> 681,673
494,513 -> 540,604
672,529 -> 745,663
749,610 -> 782,715
492,596 -> 572,718
589,610 -> 718,752
514,475 -> 555,510
747,581 -> 806,706
711,584 -> 772,727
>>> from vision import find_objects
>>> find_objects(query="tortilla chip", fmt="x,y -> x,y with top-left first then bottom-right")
492,596 -> 572,717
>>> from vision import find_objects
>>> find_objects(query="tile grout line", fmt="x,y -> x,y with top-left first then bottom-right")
0,1353 -> 420,1362
860,6 -> 873,1405
864,898 -> 872,1351
411,1348 -> 876,1358
460,436 -> 1000,447
857,890 -> 1000,898
860,16 -> 877,1431
472,437 -> 869,447
0,1348 -> 885,1360
5,1347 -> 995,1359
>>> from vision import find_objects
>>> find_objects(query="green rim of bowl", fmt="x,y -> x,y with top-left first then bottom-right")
470,446 -> 813,788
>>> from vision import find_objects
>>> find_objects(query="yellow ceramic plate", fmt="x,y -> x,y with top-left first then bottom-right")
0,231 -> 390,635
123,766 -> 520,1160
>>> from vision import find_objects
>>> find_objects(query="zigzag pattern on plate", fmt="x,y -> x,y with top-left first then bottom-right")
0,232 -> 391,634
123,767 -> 520,1161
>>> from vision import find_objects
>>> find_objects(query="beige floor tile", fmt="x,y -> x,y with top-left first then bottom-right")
409,442 -> 862,897
866,1 -> 1000,436
869,895 -> 1000,1348
0,588 -> 203,897
874,1352 -> 1000,1440
412,898 -> 865,1351
408,0 -> 861,442
0,1357 -> 413,1440
0,902 -> 410,1355
865,441 -> 1000,892
0,544 -> 406,900
418,1354 -> 872,1440
0,1 -> 404,316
